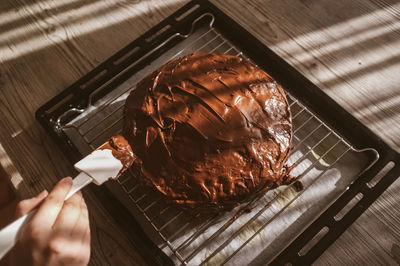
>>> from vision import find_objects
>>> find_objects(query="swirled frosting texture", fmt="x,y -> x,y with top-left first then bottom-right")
123,53 -> 292,208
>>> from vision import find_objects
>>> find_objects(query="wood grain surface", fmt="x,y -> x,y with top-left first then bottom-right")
0,0 -> 399,265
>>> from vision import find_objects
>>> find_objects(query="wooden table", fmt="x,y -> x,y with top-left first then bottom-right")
0,0 -> 399,264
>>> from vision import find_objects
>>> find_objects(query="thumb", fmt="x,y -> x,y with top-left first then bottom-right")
14,190 -> 48,218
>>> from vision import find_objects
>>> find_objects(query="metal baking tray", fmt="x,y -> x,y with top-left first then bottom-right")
36,1 -> 400,265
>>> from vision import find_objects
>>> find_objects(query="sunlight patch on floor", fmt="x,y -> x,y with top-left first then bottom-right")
0,143 -> 23,190
0,0 -> 174,62
274,2 -> 400,57
0,0 -> 82,26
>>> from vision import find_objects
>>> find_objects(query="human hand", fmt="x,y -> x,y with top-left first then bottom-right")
3,177 -> 90,266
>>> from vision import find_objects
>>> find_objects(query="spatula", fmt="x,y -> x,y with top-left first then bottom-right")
0,135 -> 134,259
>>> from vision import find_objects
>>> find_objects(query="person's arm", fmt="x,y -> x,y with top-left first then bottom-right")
1,177 -> 91,266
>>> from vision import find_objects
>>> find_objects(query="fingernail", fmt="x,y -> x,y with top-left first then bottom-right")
62,177 -> 73,185
39,189 -> 48,198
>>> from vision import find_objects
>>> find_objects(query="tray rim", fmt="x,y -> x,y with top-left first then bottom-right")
35,0 -> 400,265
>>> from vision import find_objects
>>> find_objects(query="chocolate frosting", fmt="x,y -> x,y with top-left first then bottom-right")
122,53 -> 292,208
99,134 -> 135,178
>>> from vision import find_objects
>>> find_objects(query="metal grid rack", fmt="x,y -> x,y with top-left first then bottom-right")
56,13 -> 378,266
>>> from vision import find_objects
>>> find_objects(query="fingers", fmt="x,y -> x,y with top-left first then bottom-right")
52,192 -> 82,238
30,177 -> 73,231
79,228 -> 91,265
48,193 -> 91,266
15,190 -> 48,218
72,194 -> 90,242
11,178 -> 92,266
45,192 -> 83,262
75,196 -> 91,265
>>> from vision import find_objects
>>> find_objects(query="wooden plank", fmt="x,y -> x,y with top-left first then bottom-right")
0,163 -> 18,230
0,0 -> 399,265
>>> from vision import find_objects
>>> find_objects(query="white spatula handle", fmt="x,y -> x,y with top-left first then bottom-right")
0,172 -> 92,259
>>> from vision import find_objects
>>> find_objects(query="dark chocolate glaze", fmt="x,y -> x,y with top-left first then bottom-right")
99,134 -> 135,178
122,53 -> 292,208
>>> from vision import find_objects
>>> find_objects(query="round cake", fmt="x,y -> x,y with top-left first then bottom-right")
122,53 -> 292,208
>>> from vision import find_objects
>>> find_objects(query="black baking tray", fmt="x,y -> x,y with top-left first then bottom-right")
36,0 -> 400,265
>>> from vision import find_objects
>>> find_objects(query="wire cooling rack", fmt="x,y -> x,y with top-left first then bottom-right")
36,1 -> 400,265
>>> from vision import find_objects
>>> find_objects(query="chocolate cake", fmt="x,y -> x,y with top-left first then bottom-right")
122,53 -> 293,208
